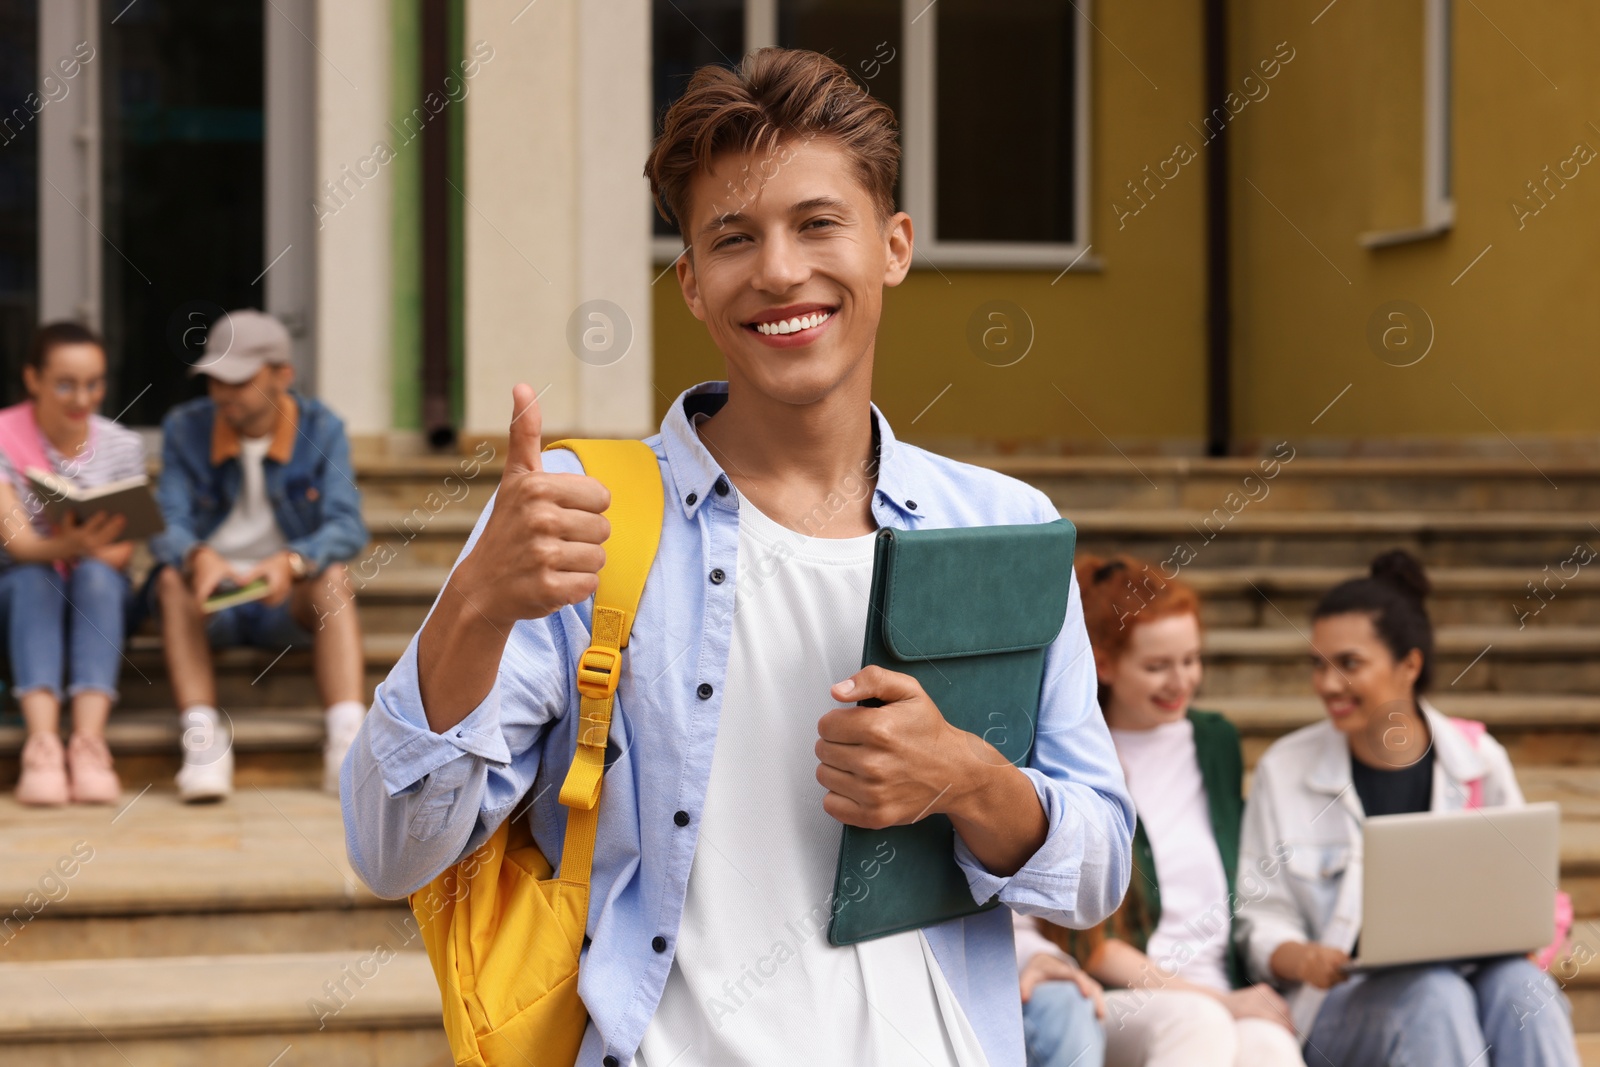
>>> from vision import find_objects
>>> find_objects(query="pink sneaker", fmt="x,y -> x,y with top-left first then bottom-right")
15,732 -> 70,807
67,733 -> 122,805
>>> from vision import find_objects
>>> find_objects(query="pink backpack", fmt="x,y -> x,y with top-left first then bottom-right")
1451,717 -> 1572,971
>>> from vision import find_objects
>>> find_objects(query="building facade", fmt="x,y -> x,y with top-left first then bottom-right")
2,0 -> 1595,456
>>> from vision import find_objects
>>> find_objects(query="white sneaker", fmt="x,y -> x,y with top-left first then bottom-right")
177,707 -> 234,803
323,702 -> 365,795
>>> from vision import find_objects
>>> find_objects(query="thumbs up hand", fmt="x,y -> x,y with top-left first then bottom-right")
451,384 -> 612,627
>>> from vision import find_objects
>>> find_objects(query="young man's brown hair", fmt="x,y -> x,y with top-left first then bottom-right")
644,47 -> 900,239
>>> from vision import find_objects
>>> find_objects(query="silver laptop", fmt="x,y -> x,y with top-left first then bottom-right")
1346,802 -> 1559,972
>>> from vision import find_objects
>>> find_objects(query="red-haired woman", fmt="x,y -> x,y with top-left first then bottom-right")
1023,556 -> 1304,1067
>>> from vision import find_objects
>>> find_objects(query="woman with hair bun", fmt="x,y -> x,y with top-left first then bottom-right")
1234,548 -> 1579,1065
1019,555 -> 1304,1067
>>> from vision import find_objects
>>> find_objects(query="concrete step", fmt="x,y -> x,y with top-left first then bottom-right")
1197,626 -> 1600,696
0,952 -> 448,1065
0,785 -> 450,1060
352,504 -> 1600,574
289,450 -> 1600,514
1185,565 -> 1600,630
0,788 -> 383,922
0,708 -> 332,791
112,603 -> 1600,706
988,455 -> 1595,513
356,508 -> 478,568
345,449 -> 499,511
0,788 -> 421,960
351,561 -> 1600,634
1215,695 -> 1600,770
332,564 -> 449,635
106,632 -> 409,712
1067,509 -> 1599,567
1553,921 -> 1600,1034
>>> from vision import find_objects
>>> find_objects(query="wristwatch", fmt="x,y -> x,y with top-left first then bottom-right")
286,551 -> 310,580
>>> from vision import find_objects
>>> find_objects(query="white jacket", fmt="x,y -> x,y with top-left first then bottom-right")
1233,698 -> 1524,1036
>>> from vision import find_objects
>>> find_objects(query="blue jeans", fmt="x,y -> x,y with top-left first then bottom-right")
1024,979 -> 1106,1067
141,563 -> 314,650
0,560 -> 133,704
202,597 -> 314,650
1304,956 -> 1579,1067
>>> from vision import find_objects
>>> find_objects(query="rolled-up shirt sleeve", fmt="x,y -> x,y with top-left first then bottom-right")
341,472 -> 577,900
954,560 -> 1135,929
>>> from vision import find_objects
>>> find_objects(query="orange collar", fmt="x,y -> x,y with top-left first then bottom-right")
210,392 -> 299,466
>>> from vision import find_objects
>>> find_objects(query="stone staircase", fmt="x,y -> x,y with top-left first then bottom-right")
0,788 -> 447,1065
0,456 -> 483,1065
1002,454 -> 1600,1052
2,450 -> 1600,1061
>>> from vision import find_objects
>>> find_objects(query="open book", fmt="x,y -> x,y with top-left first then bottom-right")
204,578 -> 271,614
25,467 -> 165,540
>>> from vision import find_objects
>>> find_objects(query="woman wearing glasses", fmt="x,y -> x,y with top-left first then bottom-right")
0,323 -> 147,805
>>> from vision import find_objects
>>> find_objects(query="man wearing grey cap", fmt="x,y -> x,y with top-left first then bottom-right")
148,309 -> 370,802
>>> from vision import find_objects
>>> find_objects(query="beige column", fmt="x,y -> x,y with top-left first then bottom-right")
313,0 -> 394,436
463,0 -> 655,440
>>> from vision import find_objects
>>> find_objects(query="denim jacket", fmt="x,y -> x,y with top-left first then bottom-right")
149,391 -> 368,574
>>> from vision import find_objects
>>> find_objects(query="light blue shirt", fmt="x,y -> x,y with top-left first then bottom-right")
342,381 -> 1134,1067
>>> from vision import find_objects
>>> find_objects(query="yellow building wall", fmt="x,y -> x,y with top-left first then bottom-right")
653,0 -> 1210,453
653,0 -> 1600,451
1230,0 -> 1600,447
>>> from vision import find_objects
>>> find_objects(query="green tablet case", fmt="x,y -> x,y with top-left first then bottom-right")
827,519 -> 1077,946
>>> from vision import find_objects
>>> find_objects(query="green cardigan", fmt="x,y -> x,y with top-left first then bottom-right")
1061,709 -> 1246,989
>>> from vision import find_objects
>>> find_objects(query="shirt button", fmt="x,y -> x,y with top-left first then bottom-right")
652,935 -> 668,953
686,491 -> 698,506
696,683 -> 713,700
674,810 -> 690,827
714,475 -> 729,496
604,1057 -> 619,1067
709,567 -> 725,585
905,499 -> 918,510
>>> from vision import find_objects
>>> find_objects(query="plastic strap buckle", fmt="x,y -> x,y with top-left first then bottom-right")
576,644 -> 622,700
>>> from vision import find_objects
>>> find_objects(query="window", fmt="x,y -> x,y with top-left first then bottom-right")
1361,0 -> 1452,247
1423,0 -> 1452,227
650,0 -> 744,238
650,0 -> 1090,268
0,0 -> 39,402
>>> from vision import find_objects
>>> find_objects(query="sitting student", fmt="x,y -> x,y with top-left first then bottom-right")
1235,549 -> 1579,1066
148,310 -> 368,801
1015,908 -> 1107,1067
1032,556 -> 1305,1067
0,322 -> 145,805
344,48 -> 1134,1067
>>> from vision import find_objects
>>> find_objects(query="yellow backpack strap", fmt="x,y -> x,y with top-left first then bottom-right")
541,438 -> 663,884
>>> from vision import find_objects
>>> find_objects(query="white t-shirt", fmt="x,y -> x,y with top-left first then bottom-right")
635,496 -> 988,1067
206,434 -> 288,570
1108,717 -> 1232,992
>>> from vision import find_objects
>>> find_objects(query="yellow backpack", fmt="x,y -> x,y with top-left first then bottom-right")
409,439 -> 664,1067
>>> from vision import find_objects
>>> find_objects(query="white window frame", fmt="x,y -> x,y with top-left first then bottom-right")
651,0 -> 1095,271
1362,0 -> 1453,248
1421,0 -> 1453,228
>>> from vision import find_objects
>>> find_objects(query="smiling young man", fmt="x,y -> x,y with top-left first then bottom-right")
344,48 -> 1132,1066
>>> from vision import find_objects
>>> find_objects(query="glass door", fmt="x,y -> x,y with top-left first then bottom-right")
98,0 -> 265,425
0,0 -> 40,403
